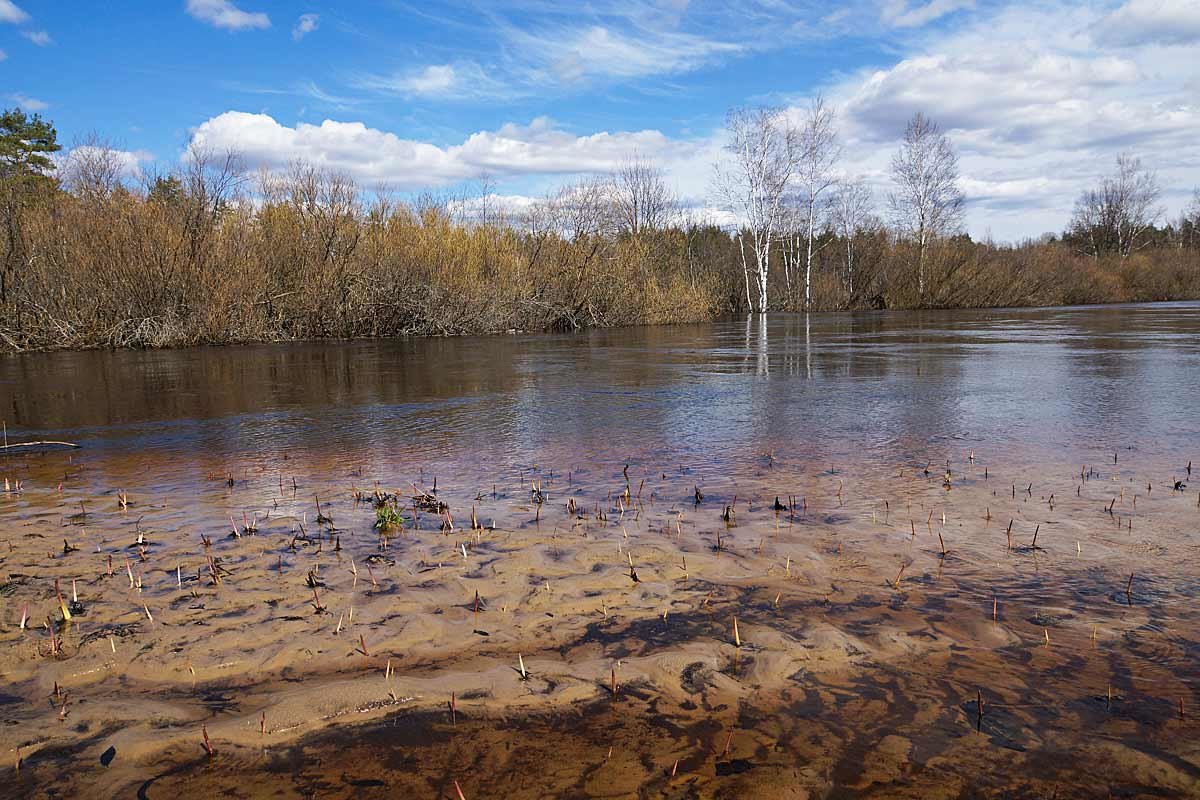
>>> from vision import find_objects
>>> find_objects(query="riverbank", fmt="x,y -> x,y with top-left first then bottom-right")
4,282 -> 1200,356
3,168 -> 1198,353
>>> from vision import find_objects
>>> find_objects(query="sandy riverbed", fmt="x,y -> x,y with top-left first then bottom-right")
2,443 -> 1198,798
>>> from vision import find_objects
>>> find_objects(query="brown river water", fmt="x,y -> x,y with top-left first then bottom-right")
1,303 -> 1198,799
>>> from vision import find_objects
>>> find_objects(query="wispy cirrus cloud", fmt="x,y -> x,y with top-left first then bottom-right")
21,29 -> 51,45
185,0 -> 269,31
354,62 -> 514,101
222,80 -> 363,111
880,0 -> 975,28
509,23 -> 743,84
355,0 -> 826,104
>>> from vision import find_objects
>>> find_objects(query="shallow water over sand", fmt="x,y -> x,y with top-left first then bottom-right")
1,303 -> 1199,798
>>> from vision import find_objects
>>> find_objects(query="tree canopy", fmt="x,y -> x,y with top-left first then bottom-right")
0,107 -> 61,183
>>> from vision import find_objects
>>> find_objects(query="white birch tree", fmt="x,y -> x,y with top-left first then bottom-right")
829,177 -> 876,301
794,95 -> 840,309
887,112 -> 964,300
712,106 -> 800,313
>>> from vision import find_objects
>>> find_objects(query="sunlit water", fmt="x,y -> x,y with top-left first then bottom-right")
1,303 -> 1198,799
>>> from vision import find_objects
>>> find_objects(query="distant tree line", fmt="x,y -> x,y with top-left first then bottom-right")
0,106 -> 1197,351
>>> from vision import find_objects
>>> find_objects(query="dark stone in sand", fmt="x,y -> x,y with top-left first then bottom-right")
715,759 -> 753,776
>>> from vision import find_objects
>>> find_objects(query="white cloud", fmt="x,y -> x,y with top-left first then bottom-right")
842,50 -> 1144,143
514,23 -> 742,83
8,92 -> 48,111
819,1 -> 1200,239
447,192 -> 542,223
185,0 -> 269,31
60,146 -> 152,182
355,3 -> 784,104
354,20 -> 745,105
160,1 -> 1200,241
880,0 -> 975,28
297,82 -> 360,109
0,49 -> 6,62
393,64 -> 456,95
355,62 -> 513,101
21,29 -> 50,45
292,13 -> 318,41
1095,0 -> 1200,47
0,0 -> 28,24
357,17 -> 745,103
186,111 -> 694,189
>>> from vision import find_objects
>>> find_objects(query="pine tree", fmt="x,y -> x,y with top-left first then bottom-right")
0,107 -> 61,182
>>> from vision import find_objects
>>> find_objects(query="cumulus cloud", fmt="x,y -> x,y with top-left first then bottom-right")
185,0 -> 269,31
447,192 -> 542,223
1095,0 -> 1200,47
0,0 -> 28,24
186,111 -> 693,189
292,13 -> 318,41
843,50 -> 1144,144
60,145 -> 152,182
880,0 -> 975,28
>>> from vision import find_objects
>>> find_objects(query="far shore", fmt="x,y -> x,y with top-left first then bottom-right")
4,297 -> 1198,357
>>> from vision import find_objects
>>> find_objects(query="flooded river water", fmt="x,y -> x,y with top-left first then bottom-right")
1,303 -> 1198,798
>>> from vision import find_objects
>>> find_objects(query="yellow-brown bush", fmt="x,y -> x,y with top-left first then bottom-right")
0,169 -> 1197,352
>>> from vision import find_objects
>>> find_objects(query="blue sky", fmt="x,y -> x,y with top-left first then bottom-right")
2,0 -> 1199,240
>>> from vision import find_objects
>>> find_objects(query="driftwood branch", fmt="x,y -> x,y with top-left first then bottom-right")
0,440 -> 81,451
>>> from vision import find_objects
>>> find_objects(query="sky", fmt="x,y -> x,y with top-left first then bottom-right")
1,0 -> 1198,241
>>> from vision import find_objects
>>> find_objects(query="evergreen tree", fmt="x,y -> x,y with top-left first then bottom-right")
2,107 -> 61,310
0,107 -> 61,182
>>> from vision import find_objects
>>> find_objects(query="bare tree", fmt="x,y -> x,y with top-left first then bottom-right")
180,144 -> 246,267
610,156 -> 677,236
548,177 -> 615,241
61,134 -> 129,202
712,106 -> 800,313
887,112 -> 964,299
266,162 -> 362,265
829,177 -> 876,301
1182,188 -> 1200,249
794,95 -> 841,309
1068,154 -> 1162,259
